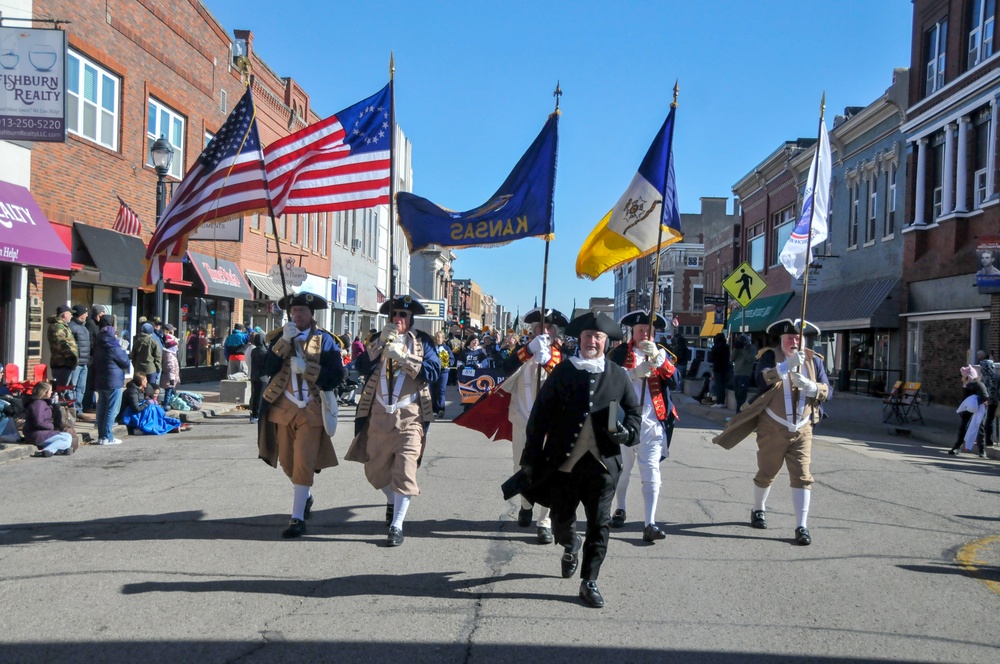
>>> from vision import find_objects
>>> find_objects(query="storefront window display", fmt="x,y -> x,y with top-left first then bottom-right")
179,296 -> 232,367
70,283 -> 133,344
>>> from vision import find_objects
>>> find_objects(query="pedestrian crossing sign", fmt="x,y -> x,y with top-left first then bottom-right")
723,262 -> 767,307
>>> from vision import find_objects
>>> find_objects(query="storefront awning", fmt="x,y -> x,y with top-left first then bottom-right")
74,223 -> 146,287
779,279 -> 899,331
700,310 -> 724,338
726,292 -> 794,333
0,180 -> 71,270
187,251 -> 253,300
245,270 -> 285,301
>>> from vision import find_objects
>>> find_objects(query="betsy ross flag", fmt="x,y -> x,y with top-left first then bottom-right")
779,117 -> 831,279
113,196 -> 143,236
143,87 -> 269,288
264,84 -> 391,216
576,106 -> 682,279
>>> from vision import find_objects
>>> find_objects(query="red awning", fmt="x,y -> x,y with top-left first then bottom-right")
163,260 -> 191,287
50,223 -> 84,271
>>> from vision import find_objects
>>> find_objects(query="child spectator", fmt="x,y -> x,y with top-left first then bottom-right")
23,381 -> 77,457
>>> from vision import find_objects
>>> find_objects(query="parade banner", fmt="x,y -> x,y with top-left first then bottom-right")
397,113 -> 558,252
0,26 -> 66,142
976,236 -> 1000,294
458,366 -> 507,404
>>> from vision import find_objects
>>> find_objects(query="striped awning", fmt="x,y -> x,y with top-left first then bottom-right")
245,270 -> 285,301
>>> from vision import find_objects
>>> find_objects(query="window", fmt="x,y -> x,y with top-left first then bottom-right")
866,172 -> 877,243
932,137 -> 945,218
886,163 -> 897,236
66,50 -> 120,149
311,213 -> 319,252
147,98 -> 185,178
769,207 -> 794,266
346,284 -> 358,306
319,213 -> 327,256
747,223 -> 765,272
692,284 -> 703,311
302,213 -> 311,250
686,256 -> 700,267
288,214 -> 298,244
975,111 -> 991,207
969,0 -> 996,69
926,18 -> 948,95
249,212 -> 260,231
220,88 -> 228,114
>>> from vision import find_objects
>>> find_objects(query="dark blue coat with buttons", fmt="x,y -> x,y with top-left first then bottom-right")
520,359 -> 641,507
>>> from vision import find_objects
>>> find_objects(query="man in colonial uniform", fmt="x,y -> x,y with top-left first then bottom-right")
502,307 -> 569,544
713,318 -> 830,546
519,311 -> 641,608
607,311 -> 678,542
257,292 -> 345,539
347,296 -> 441,547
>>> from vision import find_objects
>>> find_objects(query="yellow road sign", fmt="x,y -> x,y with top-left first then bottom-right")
723,262 -> 767,307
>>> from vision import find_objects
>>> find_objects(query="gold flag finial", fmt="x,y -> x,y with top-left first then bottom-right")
671,79 -> 679,108
553,81 -> 562,111
390,52 -> 395,81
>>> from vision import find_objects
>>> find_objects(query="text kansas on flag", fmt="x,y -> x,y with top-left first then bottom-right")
576,106 -> 682,279
397,112 -> 558,252
779,117 -> 831,279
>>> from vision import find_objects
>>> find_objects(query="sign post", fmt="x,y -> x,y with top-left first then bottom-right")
723,262 -> 768,333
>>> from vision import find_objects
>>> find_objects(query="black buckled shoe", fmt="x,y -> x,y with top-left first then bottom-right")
794,526 -> 812,545
385,503 -> 394,527
517,507 -> 533,527
304,495 -> 314,520
579,580 -> 605,608
281,518 -> 306,539
610,509 -> 626,528
386,526 -> 404,547
750,510 -> 767,529
560,534 -> 581,578
537,526 -> 553,544
642,524 -> 666,542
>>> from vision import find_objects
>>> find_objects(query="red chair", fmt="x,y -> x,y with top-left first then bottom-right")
33,363 -> 47,384
3,363 -> 20,386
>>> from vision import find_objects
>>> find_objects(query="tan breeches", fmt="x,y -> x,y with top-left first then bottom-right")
269,395 -> 324,487
753,414 -> 814,489
362,404 -> 424,496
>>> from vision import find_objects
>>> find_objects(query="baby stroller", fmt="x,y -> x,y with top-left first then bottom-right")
337,368 -> 361,406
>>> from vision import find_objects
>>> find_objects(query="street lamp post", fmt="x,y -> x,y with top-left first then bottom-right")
150,135 -> 174,321
445,266 -> 455,321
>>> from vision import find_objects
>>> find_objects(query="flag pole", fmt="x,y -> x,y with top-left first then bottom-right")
640,80 -> 679,409
535,82 -> 561,392
797,92 -> 826,349
387,53 -> 398,404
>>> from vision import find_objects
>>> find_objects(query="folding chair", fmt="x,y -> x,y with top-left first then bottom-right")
3,363 -> 25,395
898,382 -> 924,425
881,381 -> 903,423
32,363 -> 47,384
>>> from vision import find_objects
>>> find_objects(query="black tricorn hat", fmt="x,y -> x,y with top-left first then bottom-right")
564,311 -> 624,341
278,291 -> 328,311
619,310 -> 666,330
523,307 -> 569,327
766,318 -> 821,337
379,295 -> 426,316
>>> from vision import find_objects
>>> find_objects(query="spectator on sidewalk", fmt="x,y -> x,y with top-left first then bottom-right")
248,331 -> 267,423
121,374 -> 188,435
92,318 -> 129,446
672,333 -> 689,384
709,332 -> 731,408
351,336 -> 365,363
432,330 -> 454,418
82,304 -> 107,412
67,305 -> 91,417
160,325 -> 181,409
46,305 -> 79,389
131,323 -> 162,387
22,381 -> 77,457
950,365 -> 989,457
732,334 -> 758,412
224,324 -> 249,378
975,350 -> 998,448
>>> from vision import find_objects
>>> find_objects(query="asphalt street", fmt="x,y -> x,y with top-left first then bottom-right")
0,397 -> 997,663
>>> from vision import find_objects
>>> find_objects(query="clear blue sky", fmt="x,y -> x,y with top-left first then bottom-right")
203,0 -> 913,319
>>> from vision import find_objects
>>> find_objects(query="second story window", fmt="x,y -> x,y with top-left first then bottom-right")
886,163 -> 897,236
866,172 -> 878,243
769,206 -> 794,266
147,98 -> 185,179
926,18 -> 948,96
66,50 -> 119,150
848,181 -> 859,248
969,0 -> 996,69
747,223 -> 765,272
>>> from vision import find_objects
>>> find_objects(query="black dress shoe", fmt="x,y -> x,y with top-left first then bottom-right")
385,503 -> 394,527
750,510 -> 767,529
610,509 -> 626,528
560,534 -> 581,578
642,524 -> 666,542
517,507 -> 533,527
282,518 -> 306,539
579,580 -> 605,608
386,526 -> 404,547
304,495 -> 314,520
948,447 -> 960,455
794,526 -> 812,545
537,526 -> 553,544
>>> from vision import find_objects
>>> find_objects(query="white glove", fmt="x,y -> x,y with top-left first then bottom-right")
636,340 -> 657,359
281,322 -> 299,342
380,323 -> 399,344
289,356 -> 306,375
651,349 -> 668,368
527,334 -> 550,355
790,370 -> 818,397
628,360 -> 653,380
785,350 -> 805,370
384,341 -> 407,363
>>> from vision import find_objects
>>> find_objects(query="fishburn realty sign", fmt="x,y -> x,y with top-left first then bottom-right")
0,26 -> 66,142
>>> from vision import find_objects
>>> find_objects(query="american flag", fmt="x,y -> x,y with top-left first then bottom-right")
143,87 -> 269,288
113,196 -> 143,236
264,84 -> 391,216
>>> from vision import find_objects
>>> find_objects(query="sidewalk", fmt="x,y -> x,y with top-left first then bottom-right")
0,380 -> 243,465
676,388 -> 1000,460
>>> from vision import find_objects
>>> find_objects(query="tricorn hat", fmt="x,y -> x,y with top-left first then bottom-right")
523,307 -> 569,327
766,318 -> 821,337
564,311 -> 624,341
278,291 -> 328,311
619,310 -> 666,330
379,295 -> 426,316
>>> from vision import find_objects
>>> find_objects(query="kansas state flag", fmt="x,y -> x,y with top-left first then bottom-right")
397,113 -> 558,252
780,119 -> 831,279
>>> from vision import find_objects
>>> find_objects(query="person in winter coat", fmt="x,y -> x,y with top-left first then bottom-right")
82,305 -> 107,412
91,321 -> 130,445
67,305 -> 91,417
121,374 -> 188,435
224,324 -> 250,377
708,332 -> 731,408
432,331 -> 454,418
731,334 -> 758,412
160,326 -> 181,408
131,322 -> 162,386
975,350 -> 999,448
46,305 -> 79,388
950,365 -> 990,457
248,331 -> 267,423
22,381 -> 77,457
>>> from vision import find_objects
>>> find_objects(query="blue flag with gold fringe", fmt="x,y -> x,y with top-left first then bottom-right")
397,113 -> 558,252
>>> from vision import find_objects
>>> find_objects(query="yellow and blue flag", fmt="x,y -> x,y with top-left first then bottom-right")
397,113 -> 558,252
576,106 -> 682,279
